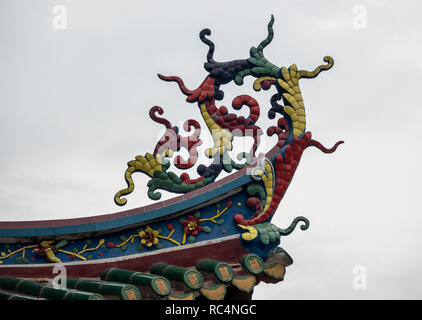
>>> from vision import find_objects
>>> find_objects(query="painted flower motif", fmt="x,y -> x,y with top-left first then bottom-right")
107,241 -> 115,248
226,201 -> 233,208
182,216 -> 203,235
138,226 -> 159,247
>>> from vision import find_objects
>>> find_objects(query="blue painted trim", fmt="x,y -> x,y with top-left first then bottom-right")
0,174 -> 252,238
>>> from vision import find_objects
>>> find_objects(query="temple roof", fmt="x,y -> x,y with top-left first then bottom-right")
0,249 -> 292,300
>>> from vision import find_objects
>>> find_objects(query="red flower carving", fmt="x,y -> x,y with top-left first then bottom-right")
168,224 -> 174,231
226,201 -> 233,208
182,215 -> 203,235
107,241 -> 115,248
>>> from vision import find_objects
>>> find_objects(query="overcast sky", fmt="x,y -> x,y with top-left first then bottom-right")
0,0 -> 421,299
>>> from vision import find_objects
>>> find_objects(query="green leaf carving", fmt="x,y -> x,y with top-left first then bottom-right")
260,233 -> 269,245
55,240 -> 68,249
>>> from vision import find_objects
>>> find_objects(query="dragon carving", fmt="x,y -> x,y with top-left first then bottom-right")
114,15 -> 343,232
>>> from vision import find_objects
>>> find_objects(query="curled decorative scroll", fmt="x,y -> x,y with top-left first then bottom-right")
114,107 -> 204,205
267,118 -> 290,149
150,106 -> 179,156
150,106 -> 203,169
202,95 -> 262,159
174,119 -> 202,169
